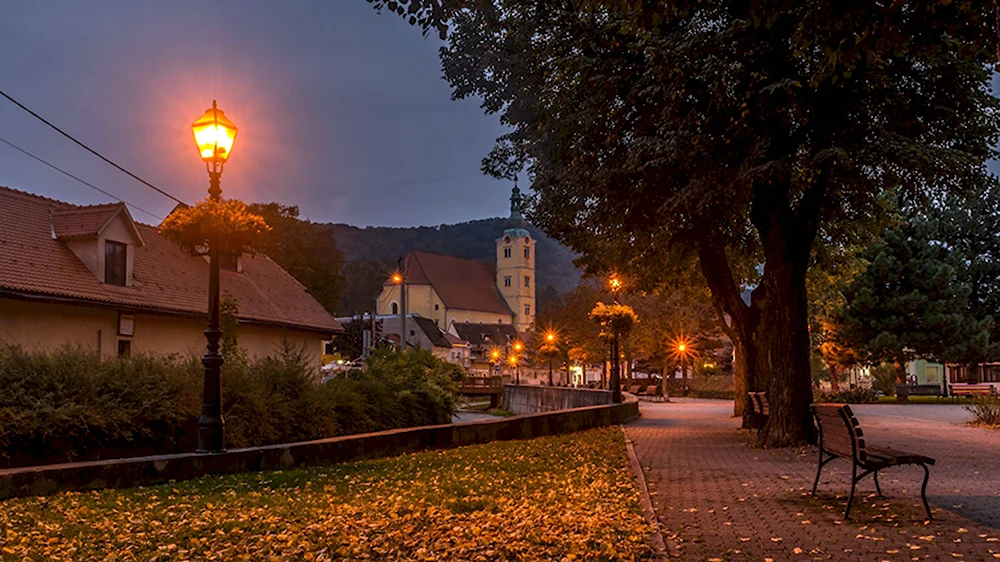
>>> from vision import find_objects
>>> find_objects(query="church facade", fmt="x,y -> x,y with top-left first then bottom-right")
376,187 -> 536,334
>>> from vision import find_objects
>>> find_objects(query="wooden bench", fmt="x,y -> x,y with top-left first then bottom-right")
895,384 -> 945,401
627,384 -> 641,395
949,384 -> 996,398
639,384 -> 663,402
811,403 -> 935,520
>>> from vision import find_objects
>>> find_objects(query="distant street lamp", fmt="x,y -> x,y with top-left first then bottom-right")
509,354 -> 520,384
391,268 -> 407,350
545,331 -> 557,385
192,100 -> 238,453
673,338 -> 693,397
608,274 -> 623,402
490,348 -> 501,376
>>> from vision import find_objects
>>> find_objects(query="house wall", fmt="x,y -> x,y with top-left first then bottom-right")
0,298 -> 326,364
448,309 -> 513,326
905,359 -> 945,386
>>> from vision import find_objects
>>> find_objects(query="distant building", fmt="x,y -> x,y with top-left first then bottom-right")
0,186 -> 341,363
376,186 -> 536,333
450,322 -> 519,375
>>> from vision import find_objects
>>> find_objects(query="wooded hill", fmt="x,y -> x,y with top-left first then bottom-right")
329,218 -> 581,316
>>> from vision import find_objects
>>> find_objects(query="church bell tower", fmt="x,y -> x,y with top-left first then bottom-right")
497,185 -> 536,333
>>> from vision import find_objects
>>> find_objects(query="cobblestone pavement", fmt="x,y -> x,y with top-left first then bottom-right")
625,399 -> 1000,561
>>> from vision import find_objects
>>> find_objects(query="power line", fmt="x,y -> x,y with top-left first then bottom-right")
0,88 -> 187,206
0,135 -> 164,221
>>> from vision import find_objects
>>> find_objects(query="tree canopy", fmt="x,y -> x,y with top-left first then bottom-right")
372,0 -> 998,446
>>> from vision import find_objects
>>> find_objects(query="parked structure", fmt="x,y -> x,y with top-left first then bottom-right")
0,187 -> 341,363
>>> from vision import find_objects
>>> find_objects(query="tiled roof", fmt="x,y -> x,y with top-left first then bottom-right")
411,316 -> 451,348
451,322 -> 519,347
51,204 -> 121,239
387,250 -> 513,316
0,186 -> 341,334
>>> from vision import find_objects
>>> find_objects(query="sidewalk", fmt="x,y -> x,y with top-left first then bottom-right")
625,399 -> 1000,561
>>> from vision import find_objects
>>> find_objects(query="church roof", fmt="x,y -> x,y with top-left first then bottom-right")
386,250 -> 513,316
451,322 -> 519,347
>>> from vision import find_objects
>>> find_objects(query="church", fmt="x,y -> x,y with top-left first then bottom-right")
376,187 -> 536,335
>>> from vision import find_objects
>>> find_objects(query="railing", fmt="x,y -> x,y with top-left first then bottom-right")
461,376 -> 503,389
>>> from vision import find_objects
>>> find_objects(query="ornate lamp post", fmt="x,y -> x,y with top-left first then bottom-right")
609,274 -> 623,401
191,100 -> 238,453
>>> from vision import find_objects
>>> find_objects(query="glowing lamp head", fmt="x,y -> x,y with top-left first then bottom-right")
514,342 -> 523,352
391,273 -> 403,284
192,100 -> 238,164
546,333 -> 555,342
508,355 -> 518,366
491,349 -> 500,360
678,343 -> 686,352
609,275 -> 622,293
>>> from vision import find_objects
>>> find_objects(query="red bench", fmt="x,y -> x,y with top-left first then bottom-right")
811,403 -> 935,520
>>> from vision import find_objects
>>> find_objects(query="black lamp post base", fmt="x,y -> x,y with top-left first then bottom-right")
196,416 -> 226,454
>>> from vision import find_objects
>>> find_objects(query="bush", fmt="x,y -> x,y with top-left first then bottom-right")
814,386 -> 878,404
0,343 -> 459,468
965,395 -> 1000,427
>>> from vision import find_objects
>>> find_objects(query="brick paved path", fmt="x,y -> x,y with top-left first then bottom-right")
625,399 -> 1000,561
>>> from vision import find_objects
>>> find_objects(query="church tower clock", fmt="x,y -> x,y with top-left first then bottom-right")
497,185 -> 536,333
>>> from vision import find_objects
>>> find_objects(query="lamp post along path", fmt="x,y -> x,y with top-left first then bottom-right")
192,100 -> 237,453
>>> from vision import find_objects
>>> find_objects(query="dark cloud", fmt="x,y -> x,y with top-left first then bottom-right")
0,0 -> 512,226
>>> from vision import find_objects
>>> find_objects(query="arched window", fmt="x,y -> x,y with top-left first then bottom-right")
390,302 -> 399,315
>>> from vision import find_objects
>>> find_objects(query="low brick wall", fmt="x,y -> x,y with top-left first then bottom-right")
503,384 -> 613,414
0,395 -> 638,500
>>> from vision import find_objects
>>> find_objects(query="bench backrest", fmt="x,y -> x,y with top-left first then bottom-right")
812,403 -> 866,463
747,392 -> 759,415
755,393 -> 769,416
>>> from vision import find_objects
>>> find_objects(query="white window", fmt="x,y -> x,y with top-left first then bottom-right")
504,276 -> 512,287
503,247 -> 512,258
390,302 -> 399,315
925,365 -> 940,384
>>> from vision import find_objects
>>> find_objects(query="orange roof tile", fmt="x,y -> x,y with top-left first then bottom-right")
0,186 -> 341,334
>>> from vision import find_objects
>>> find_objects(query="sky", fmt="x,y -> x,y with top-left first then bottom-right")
0,1 -> 512,227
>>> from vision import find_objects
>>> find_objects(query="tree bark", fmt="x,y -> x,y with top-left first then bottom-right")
697,236 -> 761,428
756,255 -> 815,447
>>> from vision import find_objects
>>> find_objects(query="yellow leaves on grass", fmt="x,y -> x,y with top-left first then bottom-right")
0,427 -> 652,561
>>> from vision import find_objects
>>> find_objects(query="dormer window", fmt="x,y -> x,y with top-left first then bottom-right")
105,241 -> 127,286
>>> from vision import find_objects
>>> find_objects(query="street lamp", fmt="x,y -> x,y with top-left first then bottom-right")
545,331 -> 557,385
390,269 -> 406,350
192,100 -> 238,453
490,348 -> 501,377
509,354 -> 519,384
608,274 -> 624,402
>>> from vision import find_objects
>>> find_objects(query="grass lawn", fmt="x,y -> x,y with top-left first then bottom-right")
876,395 -> 965,404
0,427 -> 652,561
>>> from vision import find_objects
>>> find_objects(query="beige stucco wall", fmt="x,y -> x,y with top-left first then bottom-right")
447,309 -> 512,326
0,298 -> 327,364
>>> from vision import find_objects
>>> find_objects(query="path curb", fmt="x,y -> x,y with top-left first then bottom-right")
621,426 -> 679,559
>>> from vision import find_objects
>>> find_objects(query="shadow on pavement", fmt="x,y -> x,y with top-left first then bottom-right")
931,495 -> 1000,529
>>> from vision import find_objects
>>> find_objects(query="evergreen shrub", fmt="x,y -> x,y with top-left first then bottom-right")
0,344 -> 458,468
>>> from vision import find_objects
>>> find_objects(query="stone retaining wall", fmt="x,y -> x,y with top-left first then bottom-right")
0,395 -> 638,500
503,384 -> 613,414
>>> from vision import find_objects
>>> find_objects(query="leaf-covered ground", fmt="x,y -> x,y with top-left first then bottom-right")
0,427 -> 652,561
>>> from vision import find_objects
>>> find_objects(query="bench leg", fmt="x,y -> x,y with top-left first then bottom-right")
874,470 -> 883,497
812,451 -> 836,496
919,463 -> 932,521
844,463 -> 858,520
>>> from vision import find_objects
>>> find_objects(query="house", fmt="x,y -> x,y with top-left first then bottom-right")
342,313 -> 473,369
0,186 -> 341,363
450,321 -> 519,375
376,186 -> 536,334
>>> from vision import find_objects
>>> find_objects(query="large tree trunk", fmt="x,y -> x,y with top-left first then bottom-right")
752,176 -> 824,447
697,236 -> 761,428
756,257 -> 815,447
